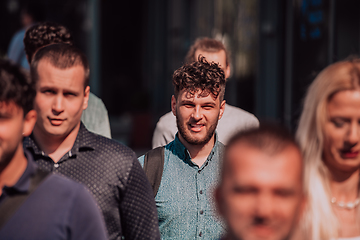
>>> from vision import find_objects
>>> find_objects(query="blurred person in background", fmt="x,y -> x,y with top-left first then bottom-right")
24,43 -> 160,240
139,57 -> 226,239
7,3 -> 43,70
152,37 -> 259,148
0,59 -> 107,240
24,22 -> 111,138
296,58 -> 360,239
215,125 -> 305,240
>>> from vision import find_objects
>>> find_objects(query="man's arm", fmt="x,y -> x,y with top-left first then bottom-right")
121,156 -> 160,239
69,184 -> 108,240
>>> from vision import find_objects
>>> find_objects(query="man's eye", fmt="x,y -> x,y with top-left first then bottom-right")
64,92 -> 76,96
274,189 -> 294,198
0,114 -> 11,120
233,186 -> 257,195
184,104 -> 194,108
203,106 -> 213,110
43,90 -> 55,94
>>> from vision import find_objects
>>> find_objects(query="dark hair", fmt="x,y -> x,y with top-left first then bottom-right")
185,37 -> 230,67
173,56 -> 226,102
31,43 -> 90,88
24,22 -> 73,63
226,123 -> 300,157
0,59 -> 36,115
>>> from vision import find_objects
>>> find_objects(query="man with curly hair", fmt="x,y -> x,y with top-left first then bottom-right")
23,22 -> 111,138
152,37 -> 259,148
139,57 -> 226,239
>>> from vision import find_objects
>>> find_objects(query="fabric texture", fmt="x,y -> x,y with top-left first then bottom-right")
0,150 -> 108,240
152,103 -> 259,148
139,135 -> 225,240
24,123 -> 160,240
81,92 -> 111,138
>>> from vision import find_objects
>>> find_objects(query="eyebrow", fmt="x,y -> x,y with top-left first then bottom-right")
180,100 -> 216,105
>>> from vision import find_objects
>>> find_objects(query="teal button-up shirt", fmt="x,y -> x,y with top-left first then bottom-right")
139,134 -> 224,240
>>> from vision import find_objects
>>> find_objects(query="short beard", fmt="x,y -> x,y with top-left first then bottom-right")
176,111 -> 218,146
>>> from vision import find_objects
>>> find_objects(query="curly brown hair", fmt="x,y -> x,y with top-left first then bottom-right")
173,56 -> 226,101
24,22 -> 73,63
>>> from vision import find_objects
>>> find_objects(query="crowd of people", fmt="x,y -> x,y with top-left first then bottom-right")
1,20 -> 360,240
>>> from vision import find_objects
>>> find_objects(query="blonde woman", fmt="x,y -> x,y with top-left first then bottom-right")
296,58 -> 360,240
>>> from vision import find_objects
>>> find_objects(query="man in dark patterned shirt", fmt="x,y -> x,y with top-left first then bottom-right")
23,43 -> 160,240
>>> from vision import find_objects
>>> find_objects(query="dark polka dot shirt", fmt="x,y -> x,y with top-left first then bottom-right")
24,123 -> 160,240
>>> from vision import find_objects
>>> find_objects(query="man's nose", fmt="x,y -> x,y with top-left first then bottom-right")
254,194 -> 274,220
52,95 -> 64,114
191,106 -> 202,120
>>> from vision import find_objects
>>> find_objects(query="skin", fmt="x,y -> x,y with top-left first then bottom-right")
32,59 -> 89,161
171,89 -> 225,166
216,143 -> 305,240
324,90 -> 360,174
0,102 -> 36,194
323,90 -> 360,237
195,49 -> 230,79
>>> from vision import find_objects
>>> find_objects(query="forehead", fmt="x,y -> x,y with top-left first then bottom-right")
36,59 -> 85,88
327,90 -> 360,116
225,143 -> 302,188
194,49 -> 227,68
0,101 -> 22,116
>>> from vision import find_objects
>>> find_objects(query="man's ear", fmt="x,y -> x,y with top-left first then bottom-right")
23,110 -> 37,137
83,86 -> 90,110
171,95 -> 177,116
219,100 -> 226,120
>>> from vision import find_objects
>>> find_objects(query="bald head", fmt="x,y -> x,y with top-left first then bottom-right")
216,125 -> 305,240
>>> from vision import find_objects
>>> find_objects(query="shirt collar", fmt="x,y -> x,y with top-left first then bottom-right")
172,132 -> 220,167
2,150 -> 37,195
23,122 -> 95,157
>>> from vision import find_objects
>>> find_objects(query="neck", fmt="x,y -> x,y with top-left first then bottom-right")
328,167 -> 360,202
0,145 -> 28,195
178,134 -> 215,167
32,123 -> 80,163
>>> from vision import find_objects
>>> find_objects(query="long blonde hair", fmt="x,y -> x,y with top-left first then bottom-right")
296,59 -> 360,240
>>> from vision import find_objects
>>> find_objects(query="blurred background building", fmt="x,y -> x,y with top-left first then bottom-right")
1,0 -> 359,153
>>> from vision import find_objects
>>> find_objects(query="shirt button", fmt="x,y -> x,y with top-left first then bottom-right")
200,210 -> 204,214
54,163 -> 59,168
199,232 -> 202,237
199,190 -> 203,194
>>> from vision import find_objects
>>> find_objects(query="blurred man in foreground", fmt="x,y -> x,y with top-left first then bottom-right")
215,125 -> 305,240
